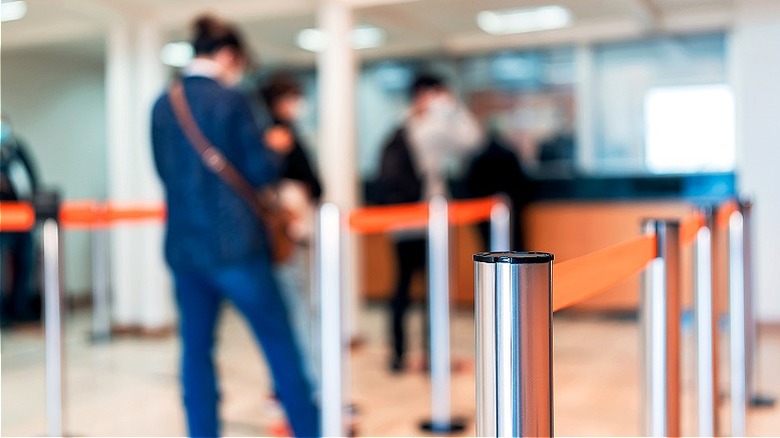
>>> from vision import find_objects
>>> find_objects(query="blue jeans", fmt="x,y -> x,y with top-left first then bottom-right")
173,257 -> 319,437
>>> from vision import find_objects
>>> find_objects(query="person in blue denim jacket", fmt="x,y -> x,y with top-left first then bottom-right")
150,15 -> 319,437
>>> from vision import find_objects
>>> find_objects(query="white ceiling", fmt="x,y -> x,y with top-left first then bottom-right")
1,0 -> 737,66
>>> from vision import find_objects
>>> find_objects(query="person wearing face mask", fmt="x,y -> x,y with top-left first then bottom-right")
259,73 -> 322,393
377,72 -> 483,372
0,114 -> 40,327
150,15 -> 319,437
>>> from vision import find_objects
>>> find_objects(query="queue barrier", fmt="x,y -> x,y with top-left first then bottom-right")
0,199 -> 165,437
1,196 -> 766,437
319,195 -> 510,436
473,199 -> 759,437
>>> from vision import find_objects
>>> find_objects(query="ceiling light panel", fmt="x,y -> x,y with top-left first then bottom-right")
1,0 -> 27,22
477,5 -> 573,35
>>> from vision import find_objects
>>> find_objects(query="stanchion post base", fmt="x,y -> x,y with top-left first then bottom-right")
750,394 -> 776,408
419,418 -> 467,434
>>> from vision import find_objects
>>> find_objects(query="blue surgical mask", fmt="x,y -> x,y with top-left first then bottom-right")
0,122 -> 11,144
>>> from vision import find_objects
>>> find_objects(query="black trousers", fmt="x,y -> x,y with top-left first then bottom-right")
389,237 -> 427,361
0,231 -> 36,323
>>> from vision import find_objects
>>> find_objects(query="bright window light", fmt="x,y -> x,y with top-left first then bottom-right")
644,84 -> 735,173
160,42 -> 194,68
296,25 -> 386,52
477,5 -> 572,35
1,0 -> 27,22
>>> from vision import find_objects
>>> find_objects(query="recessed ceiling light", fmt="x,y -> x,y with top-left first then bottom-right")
295,25 -> 386,52
296,28 -> 328,53
477,5 -> 573,35
1,0 -> 27,22
160,42 -> 194,68
352,25 -> 386,50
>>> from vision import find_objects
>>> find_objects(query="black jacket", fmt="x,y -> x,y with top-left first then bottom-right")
376,127 -> 422,205
0,137 -> 38,202
272,118 -> 322,202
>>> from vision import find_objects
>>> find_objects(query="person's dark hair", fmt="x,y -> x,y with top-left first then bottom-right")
409,72 -> 445,99
260,73 -> 303,109
191,14 -> 245,57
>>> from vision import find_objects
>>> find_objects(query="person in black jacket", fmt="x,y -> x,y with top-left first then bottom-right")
464,132 -> 534,251
150,16 -> 318,437
0,114 -> 39,327
376,73 -> 482,372
260,73 -> 323,391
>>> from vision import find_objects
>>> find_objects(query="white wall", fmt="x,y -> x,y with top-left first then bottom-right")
1,44 -> 107,297
731,1 -> 780,322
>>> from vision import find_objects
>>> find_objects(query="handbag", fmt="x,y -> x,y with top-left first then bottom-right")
168,81 -> 295,264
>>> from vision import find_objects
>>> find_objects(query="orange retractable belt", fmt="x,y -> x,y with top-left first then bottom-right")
552,234 -> 657,312
0,202 -> 36,232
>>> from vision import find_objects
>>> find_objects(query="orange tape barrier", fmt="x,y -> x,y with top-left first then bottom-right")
449,197 -> 501,226
0,202 -> 36,232
60,201 -> 166,229
716,200 -> 739,229
349,196 -> 500,234
552,234 -> 657,312
680,211 -> 705,248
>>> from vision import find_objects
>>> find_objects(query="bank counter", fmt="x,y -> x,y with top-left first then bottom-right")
360,172 -> 735,313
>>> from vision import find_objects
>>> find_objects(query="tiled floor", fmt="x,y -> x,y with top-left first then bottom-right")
1,304 -> 779,436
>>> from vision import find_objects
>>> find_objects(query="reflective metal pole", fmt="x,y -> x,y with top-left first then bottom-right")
694,207 -> 718,436
91,226 -> 111,342
42,219 -> 64,437
474,251 -> 554,437
641,220 -> 681,437
739,198 -> 775,408
728,212 -> 747,437
317,203 -> 346,437
489,198 -> 511,252
421,196 -> 465,432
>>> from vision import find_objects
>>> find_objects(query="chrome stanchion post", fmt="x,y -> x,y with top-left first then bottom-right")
739,198 -> 775,409
474,251 -> 554,437
42,218 -> 64,437
489,197 -> 511,252
641,219 -> 681,437
317,203 -> 347,437
728,211 -> 747,436
421,196 -> 465,433
90,222 -> 111,342
695,207 -> 718,436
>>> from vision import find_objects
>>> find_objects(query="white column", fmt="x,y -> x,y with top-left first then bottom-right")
134,19 -> 172,329
317,1 -> 361,339
730,1 -> 780,324
106,22 -> 140,328
106,18 -> 172,330
575,44 -> 596,174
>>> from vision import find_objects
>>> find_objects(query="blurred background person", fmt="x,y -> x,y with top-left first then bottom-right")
376,72 -> 483,372
0,113 -> 40,328
464,120 -> 534,252
260,72 -> 323,392
150,15 -> 318,437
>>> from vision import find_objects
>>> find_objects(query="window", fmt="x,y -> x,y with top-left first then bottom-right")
644,84 -> 735,173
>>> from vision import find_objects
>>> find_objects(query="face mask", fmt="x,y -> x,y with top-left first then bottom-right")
290,98 -> 310,121
427,94 -> 457,118
0,122 -> 11,144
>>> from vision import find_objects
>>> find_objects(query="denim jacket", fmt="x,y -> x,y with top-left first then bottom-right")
151,76 -> 281,271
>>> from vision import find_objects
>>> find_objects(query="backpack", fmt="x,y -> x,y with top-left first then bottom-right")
376,127 -> 422,205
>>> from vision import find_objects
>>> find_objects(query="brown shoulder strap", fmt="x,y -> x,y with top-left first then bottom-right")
168,81 -> 269,220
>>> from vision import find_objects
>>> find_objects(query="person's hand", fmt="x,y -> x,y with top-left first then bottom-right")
264,125 -> 294,154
